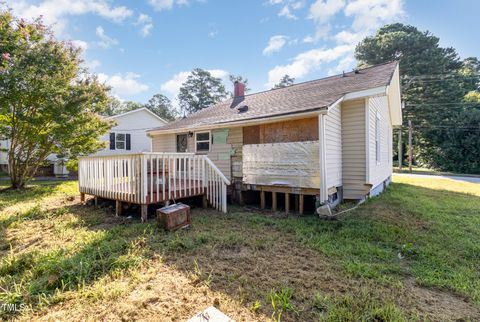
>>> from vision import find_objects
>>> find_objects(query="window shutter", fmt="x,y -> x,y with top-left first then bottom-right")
126,134 -> 131,150
109,133 -> 115,150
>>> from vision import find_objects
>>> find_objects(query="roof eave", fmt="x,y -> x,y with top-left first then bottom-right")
147,107 -> 329,136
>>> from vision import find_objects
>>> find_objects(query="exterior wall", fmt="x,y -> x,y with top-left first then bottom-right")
227,127 -> 243,179
387,65 -> 403,126
367,95 -> 393,188
0,139 -> 10,165
95,109 -> 166,156
341,99 -> 369,199
151,133 -> 176,152
325,103 -> 342,189
151,129 -> 234,180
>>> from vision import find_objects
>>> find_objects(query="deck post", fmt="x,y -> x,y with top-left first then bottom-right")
299,194 -> 304,215
94,196 -> 98,207
272,192 -> 277,212
115,200 -> 122,217
260,190 -> 266,209
285,193 -> 290,214
141,204 -> 148,222
80,193 -> 85,204
202,192 -> 208,208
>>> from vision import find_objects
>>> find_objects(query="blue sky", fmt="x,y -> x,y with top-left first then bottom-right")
8,0 -> 480,110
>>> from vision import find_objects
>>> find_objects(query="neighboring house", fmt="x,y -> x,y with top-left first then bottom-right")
0,139 -> 10,173
147,61 -> 402,209
95,107 -> 168,156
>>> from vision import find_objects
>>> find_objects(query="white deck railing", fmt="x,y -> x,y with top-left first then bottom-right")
78,152 -> 230,213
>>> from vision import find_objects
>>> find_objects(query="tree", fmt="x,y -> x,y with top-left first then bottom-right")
104,97 -> 124,116
0,11 -> 112,188
144,94 -> 177,121
178,68 -> 228,114
273,75 -> 295,89
228,74 -> 251,96
355,23 -> 480,173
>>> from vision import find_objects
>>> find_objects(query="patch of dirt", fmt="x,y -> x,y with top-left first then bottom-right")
403,278 -> 480,321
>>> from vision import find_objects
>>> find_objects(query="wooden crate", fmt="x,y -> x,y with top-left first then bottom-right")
156,203 -> 191,231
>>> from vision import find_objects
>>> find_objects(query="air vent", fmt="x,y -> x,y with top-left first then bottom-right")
237,105 -> 249,113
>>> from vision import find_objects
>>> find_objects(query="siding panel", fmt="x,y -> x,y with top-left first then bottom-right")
341,99 -> 368,199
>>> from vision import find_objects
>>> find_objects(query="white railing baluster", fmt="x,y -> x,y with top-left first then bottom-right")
78,152 -> 230,213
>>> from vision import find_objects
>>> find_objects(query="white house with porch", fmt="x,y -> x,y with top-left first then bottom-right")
78,61 -> 402,220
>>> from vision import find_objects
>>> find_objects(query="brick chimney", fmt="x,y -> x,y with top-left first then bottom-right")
234,81 -> 245,98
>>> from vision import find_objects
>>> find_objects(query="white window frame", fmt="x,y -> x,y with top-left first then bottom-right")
115,133 -> 127,150
375,112 -> 381,164
195,131 -> 211,153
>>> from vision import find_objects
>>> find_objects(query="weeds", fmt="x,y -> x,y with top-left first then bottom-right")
269,287 -> 299,322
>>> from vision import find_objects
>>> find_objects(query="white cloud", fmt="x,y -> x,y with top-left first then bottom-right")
135,14 -> 154,37
303,24 -> 331,43
266,44 -> 354,87
208,31 -> 219,38
333,30 -> 365,45
95,26 -> 118,48
278,5 -> 297,20
268,0 -> 283,4
147,0 -> 195,11
345,0 -> 405,32
85,59 -> 101,70
11,0 -> 133,35
327,55 -> 356,75
308,0 -> 345,23
291,1 -> 305,10
97,72 -> 149,97
71,39 -> 88,52
161,69 -> 228,98
263,35 -> 289,56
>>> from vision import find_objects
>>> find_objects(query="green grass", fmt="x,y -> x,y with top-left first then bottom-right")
0,177 -> 479,321
393,165 -> 480,178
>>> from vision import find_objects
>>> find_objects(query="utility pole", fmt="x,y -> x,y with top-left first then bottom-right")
408,120 -> 413,172
398,128 -> 403,170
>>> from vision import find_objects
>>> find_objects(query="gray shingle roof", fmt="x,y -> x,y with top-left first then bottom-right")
150,61 -> 398,133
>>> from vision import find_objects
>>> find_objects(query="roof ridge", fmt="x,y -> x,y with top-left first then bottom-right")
236,60 -> 399,99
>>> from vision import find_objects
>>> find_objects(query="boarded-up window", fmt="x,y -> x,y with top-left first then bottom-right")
243,117 -> 318,144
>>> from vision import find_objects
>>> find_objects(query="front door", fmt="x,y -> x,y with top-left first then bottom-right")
176,134 -> 188,172
176,134 -> 188,152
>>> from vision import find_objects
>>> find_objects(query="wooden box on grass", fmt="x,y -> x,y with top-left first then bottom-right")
156,203 -> 191,231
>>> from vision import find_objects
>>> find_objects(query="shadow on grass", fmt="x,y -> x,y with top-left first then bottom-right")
1,182 -> 479,321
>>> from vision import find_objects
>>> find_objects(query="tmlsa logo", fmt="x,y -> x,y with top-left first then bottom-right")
1,302 -> 27,312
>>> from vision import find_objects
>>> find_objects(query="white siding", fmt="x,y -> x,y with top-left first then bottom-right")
325,103 -> 342,188
151,129 -> 233,180
367,95 -> 393,187
341,99 -> 368,199
94,109 -> 166,156
151,133 -> 176,152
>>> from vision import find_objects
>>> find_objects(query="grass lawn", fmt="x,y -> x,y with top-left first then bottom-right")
393,165 -> 480,178
0,176 -> 479,321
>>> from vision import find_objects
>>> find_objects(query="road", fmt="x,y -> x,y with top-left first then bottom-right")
394,173 -> 480,184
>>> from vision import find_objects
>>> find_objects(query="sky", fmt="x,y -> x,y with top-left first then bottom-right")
7,0 -> 480,110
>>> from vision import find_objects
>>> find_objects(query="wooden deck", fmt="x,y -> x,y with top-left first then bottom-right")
78,153 -> 231,221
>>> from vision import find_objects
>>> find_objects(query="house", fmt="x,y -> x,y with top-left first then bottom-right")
77,61 -> 401,219
94,107 -> 168,156
146,61 -> 402,212
0,139 -> 10,173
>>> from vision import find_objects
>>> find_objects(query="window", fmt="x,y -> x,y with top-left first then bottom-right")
109,132 -> 131,150
375,113 -> 381,164
116,133 -> 126,150
195,131 -> 210,153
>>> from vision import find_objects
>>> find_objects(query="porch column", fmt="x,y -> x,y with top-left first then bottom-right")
318,113 -> 328,203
